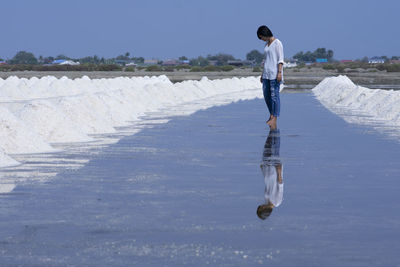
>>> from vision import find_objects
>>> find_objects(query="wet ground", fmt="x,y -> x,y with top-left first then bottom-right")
0,92 -> 399,266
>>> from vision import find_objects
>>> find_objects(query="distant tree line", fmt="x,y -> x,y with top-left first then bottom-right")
246,48 -> 336,64
189,53 -> 237,66
8,51 -> 38,64
3,49 -> 400,68
0,64 -> 123,72
1,50 -> 270,67
293,48 -> 334,62
358,55 -> 399,63
246,50 -> 264,64
2,51 -> 146,65
0,50 -> 246,72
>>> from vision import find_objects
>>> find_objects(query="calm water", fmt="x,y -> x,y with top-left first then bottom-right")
0,92 -> 399,266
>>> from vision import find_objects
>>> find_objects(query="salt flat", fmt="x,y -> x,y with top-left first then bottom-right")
0,90 -> 399,266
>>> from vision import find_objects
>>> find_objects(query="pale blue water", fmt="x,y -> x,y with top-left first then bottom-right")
0,92 -> 399,266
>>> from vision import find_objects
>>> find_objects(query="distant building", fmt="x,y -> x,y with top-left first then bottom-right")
316,58 -> 328,63
52,59 -> 80,65
284,61 -> 297,68
340,60 -> 353,63
144,59 -> 159,65
208,60 -> 218,66
180,59 -> 190,65
390,59 -> 400,64
114,59 -> 135,66
162,59 -> 179,66
368,57 -> 385,64
60,60 -> 80,65
0,61 -> 6,65
52,59 -> 67,64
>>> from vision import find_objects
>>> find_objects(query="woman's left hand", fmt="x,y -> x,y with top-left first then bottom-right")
276,72 -> 282,82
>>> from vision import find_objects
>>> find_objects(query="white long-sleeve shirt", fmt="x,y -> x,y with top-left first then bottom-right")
261,164 -> 284,207
262,38 -> 284,80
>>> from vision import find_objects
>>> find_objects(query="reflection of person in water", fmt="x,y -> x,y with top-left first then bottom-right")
257,129 -> 283,220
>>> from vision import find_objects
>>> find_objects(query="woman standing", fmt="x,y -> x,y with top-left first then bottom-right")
257,25 -> 284,129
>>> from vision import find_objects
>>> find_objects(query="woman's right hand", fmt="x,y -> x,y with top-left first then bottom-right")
260,76 -> 263,83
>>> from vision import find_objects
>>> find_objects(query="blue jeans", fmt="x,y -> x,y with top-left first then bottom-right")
262,129 -> 281,165
262,79 -> 280,117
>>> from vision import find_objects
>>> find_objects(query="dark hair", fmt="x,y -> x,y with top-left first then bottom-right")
257,205 -> 273,220
257,25 -> 273,39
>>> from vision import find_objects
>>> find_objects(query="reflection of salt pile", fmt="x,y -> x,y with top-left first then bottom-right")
313,75 -> 400,136
0,148 -> 19,168
0,183 -> 16,193
0,75 -> 261,169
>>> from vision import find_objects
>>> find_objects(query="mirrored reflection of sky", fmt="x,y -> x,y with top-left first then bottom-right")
1,0 -> 399,60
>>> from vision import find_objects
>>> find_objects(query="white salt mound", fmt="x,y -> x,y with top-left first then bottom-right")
0,105 -> 57,154
0,75 -> 262,168
12,100 -> 93,143
313,75 -> 400,131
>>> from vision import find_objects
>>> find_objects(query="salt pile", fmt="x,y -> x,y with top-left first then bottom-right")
0,105 -> 57,154
0,75 -> 262,171
313,75 -> 400,136
12,100 -> 93,143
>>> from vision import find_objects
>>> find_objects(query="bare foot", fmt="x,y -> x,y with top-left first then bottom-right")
267,116 -> 275,125
267,116 -> 277,129
266,115 -> 273,124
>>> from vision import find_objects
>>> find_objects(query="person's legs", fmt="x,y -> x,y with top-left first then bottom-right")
267,79 -> 281,128
270,79 -> 280,117
262,79 -> 273,121
270,129 -> 280,158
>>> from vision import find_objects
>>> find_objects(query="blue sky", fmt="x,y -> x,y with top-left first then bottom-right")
1,0 -> 399,60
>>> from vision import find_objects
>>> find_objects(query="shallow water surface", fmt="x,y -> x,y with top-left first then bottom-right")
0,92 -> 399,266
